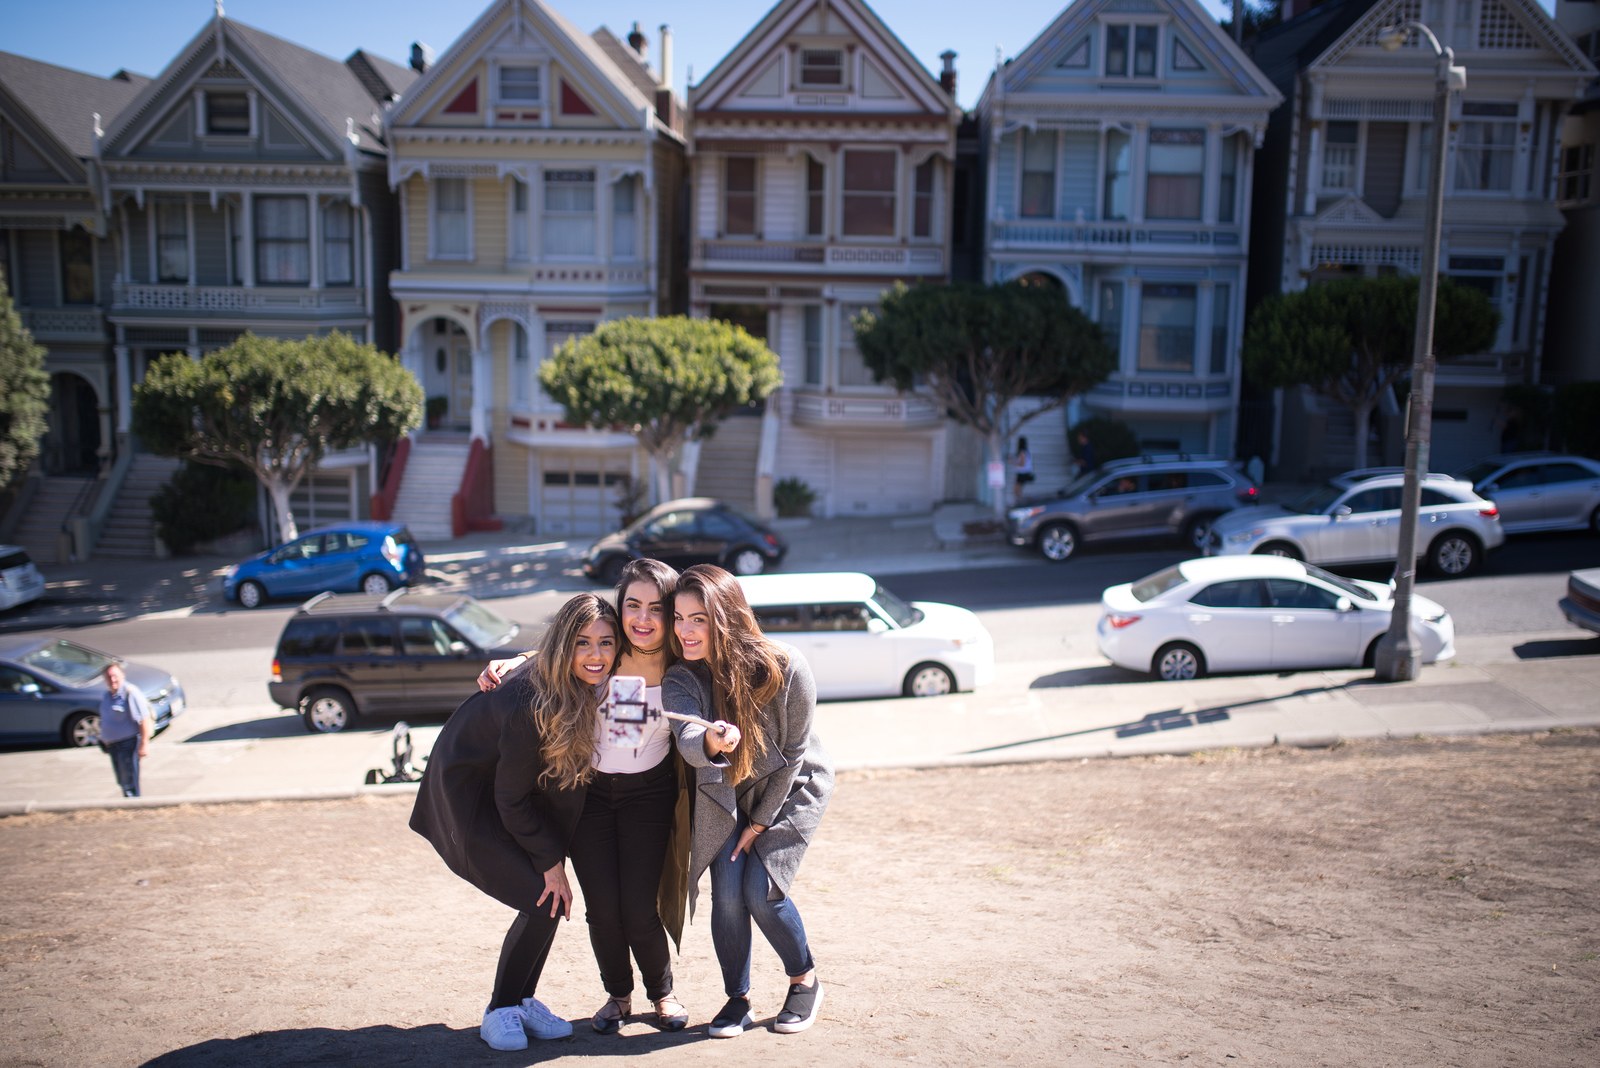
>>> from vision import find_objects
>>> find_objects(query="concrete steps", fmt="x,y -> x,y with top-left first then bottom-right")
8,476 -> 96,564
94,456 -> 179,558
390,440 -> 467,542
694,416 -> 760,513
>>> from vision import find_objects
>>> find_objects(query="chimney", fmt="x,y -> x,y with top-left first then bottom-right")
939,51 -> 957,98
628,21 -> 648,58
410,42 -> 433,74
659,24 -> 674,91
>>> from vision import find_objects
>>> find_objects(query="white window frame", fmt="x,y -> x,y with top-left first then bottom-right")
1320,121 -> 1360,194
1019,129 -> 1057,219
542,169 -> 597,259
493,63 -> 543,106
202,89 -> 253,137
1103,22 -> 1160,79
255,195 -> 311,285
836,301 -> 884,390
321,199 -> 356,286
611,175 -> 639,259
840,148 -> 897,239
508,177 -> 530,261
430,177 -> 472,261
1453,104 -> 1517,195
797,48 -> 846,89
1137,283 -> 1198,375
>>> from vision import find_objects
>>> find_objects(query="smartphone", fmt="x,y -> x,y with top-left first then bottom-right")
606,675 -> 649,723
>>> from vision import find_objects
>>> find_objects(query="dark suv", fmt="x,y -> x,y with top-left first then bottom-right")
268,589 -> 529,733
1006,455 -> 1259,562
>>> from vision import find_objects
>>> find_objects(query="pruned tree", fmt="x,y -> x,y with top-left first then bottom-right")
0,272 -> 50,489
1242,275 -> 1499,469
853,281 -> 1117,516
133,331 -> 422,543
539,316 -> 782,503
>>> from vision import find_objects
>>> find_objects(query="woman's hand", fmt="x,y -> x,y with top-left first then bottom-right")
702,720 -> 741,758
730,822 -> 765,861
537,861 -> 572,919
477,655 -> 527,692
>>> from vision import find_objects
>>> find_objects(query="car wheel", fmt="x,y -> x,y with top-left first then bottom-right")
1182,514 -> 1218,552
1363,635 -> 1387,668
1037,522 -> 1078,562
727,547 -> 767,576
300,687 -> 357,733
360,572 -> 393,595
1254,542 -> 1302,560
62,711 -> 101,748
1153,642 -> 1206,681
903,662 -> 956,697
1428,532 -> 1481,577
237,580 -> 265,609
596,555 -> 628,586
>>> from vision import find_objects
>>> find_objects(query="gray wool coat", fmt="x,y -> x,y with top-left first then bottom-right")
662,646 -> 834,919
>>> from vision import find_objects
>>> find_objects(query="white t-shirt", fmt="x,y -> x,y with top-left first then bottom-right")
593,683 -> 672,773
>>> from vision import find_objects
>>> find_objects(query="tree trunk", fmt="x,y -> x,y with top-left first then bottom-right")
1351,402 -> 1375,470
267,478 -> 298,544
989,429 -> 1008,518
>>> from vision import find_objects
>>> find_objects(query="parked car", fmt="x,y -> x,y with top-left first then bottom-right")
224,522 -> 426,609
736,572 -> 993,699
1205,471 -> 1504,577
0,545 -> 46,612
0,635 -> 186,747
1006,455 -> 1259,562
1559,567 -> 1600,636
584,498 -> 787,585
1097,556 -> 1455,681
268,588 -> 528,732
1452,453 -> 1600,535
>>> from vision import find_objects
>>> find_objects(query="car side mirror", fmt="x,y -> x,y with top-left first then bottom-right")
449,641 -> 470,657
866,617 -> 889,634
19,681 -> 42,697
1335,597 -> 1354,613
1332,505 -> 1353,519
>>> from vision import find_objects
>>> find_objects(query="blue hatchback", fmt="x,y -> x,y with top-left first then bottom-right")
223,522 -> 426,609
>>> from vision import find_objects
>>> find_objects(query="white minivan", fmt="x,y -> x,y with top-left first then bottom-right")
736,572 -> 994,700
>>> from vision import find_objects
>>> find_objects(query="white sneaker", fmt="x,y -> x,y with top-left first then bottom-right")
480,1005 -> 528,1051
520,996 -> 574,1040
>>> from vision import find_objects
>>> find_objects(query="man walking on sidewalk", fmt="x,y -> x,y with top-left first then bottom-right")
99,663 -> 151,797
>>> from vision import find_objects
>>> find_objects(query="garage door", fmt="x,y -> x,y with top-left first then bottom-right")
832,436 -> 935,516
535,452 -> 630,537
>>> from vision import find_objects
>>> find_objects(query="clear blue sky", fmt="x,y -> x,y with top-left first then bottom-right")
6,0 -> 1270,112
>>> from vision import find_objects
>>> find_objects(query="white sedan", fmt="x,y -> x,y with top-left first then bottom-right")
1096,556 -> 1455,681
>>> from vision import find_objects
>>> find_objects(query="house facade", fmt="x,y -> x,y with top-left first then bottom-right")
1543,0 -> 1600,386
1248,0 -> 1595,476
687,0 -> 963,518
978,0 -> 1282,474
384,0 -> 686,538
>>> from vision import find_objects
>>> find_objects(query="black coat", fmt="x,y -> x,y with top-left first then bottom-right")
409,672 -> 586,913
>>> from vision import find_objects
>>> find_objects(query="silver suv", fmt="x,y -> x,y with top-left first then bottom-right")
1205,471 -> 1505,577
1007,456 -> 1259,562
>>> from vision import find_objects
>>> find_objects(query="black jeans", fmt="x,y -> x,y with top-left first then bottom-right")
568,757 -> 676,1001
489,908 -> 559,1009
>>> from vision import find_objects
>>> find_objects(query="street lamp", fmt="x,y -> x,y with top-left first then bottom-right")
1373,22 -> 1466,682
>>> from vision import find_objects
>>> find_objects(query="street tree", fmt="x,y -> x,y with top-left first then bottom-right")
539,316 -> 782,502
133,331 -> 422,543
0,272 -> 50,489
1241,275 -> 1498,469
853,281 -> 1116,516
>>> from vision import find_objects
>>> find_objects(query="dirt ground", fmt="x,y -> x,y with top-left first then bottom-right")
1,732 -> 1597,1068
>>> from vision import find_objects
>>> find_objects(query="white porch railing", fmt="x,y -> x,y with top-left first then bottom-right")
19,306 -> 105,339
990,219 -> 1244,250
112,284 -> 367,313
696,241 -> 945,274
790,390 -> 944,431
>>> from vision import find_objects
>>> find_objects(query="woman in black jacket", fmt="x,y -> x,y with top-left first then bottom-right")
410,592 -> 617,1052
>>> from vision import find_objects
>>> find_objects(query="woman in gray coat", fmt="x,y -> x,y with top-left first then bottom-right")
662,564 -> 834,1039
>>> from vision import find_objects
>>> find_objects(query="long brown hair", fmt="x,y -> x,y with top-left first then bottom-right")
613,557 -> 680,659
528,593 -> 617,789
670,564 -> 782,785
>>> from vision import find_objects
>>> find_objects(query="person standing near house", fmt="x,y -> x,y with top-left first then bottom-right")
98,663 -> 151,798
1012,436 -> 1035,503
1072,429 -> 1096,477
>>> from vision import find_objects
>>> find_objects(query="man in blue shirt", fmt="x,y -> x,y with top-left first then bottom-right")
99,663 -> 151,797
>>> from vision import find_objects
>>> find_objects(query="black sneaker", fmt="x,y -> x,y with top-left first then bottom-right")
707,996 -> 752,1039
774,978 -> 824,1034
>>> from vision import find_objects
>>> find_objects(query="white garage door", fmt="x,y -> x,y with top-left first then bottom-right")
535,452 -> 630,537
832,436 -> 935,516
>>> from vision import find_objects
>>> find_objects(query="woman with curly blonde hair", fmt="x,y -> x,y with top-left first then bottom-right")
664,564 -> 834,1039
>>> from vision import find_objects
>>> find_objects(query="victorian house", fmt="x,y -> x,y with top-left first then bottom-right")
1247,0 -> 1595,476
91,9 -> 413,549
383,0 -> 685,539
687,0 -> 963,518
1543,0 -> 1600,386
0,52 -> 146,563
976,0 -> 1282,482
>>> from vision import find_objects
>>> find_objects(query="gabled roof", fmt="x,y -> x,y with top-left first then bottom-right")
1248,0 -> 1377,93
591,26 -> 660,102
345,49 -> 420,105
0,51 -> 149,159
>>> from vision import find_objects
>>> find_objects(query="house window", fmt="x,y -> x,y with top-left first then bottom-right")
1217,135 -> 1238,222
1559,143 -> 1595,202
322,201 -> 354,285
1020,129 -> 1056,219
1105,25 -> 1157,77
612,176 -> 637,258
1455,103 -> 1517,192
1322,121 -> 1358,191
806,158 -> 826,237
1146,129 -> 1204,220
545,320 -> 593,359
913,159 -> 936,237
1103,130 -> 1131,220
498,66 -> 541,104
724,157 -> 757,236
432,178 -> 469,258
837,303 -> 877,386
156,198 -> 188,283
60,228 -> 94,304
1209,284 -> 1230,374
205,92 -> 249,135
799,49 -> 843,87
1098,280 -> 1124,361
543,170 -> 595,257
509,178 -> 529,260
510,323 -> 530,406
803,305 -> 823,386
841,149 -> 896,237
255,196 -> 309,284
1138,284 -> 1196,373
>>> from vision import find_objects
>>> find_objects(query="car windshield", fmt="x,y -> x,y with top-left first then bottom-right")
1132,566 -> 1187,602
1283,482 -> 1347,514
443,599 -> 519,649
1301,562 -> 1380,601
1454,460 -> 1501,486
1055,470 -> 1099,498
870,581 -> 922,628
19,639 -> 114,685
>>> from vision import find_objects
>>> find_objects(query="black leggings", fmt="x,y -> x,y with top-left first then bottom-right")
489,908 -> 560,1009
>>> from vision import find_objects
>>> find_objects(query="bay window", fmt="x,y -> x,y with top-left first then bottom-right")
542,169 -> 595,257
914,159 -> 936,237
1218,135 -> 1239,222
1098,281 -> 1124,361
837,303 -> 876,386
509,178 -> 529,260
432,178 -> 469,258
724,157 -> 757,236
255,196 -> 309,284
1146,129 -> 1204,220
1455,103 -> 1516,192
806,158 -> 826,237
1322,121 -> 1358,191
1138,284 -> 1196,374
1209,285 -> 1230,374
803,305 -> 823,386
156,198 -> 188,282
1021,129 -> 1056,218
612,176 -> 637,258
841,149 -> 896,237
1103,130 -> 1131,220
322,201 -> 354,285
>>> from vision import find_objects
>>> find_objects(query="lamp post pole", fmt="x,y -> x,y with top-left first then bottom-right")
1374,23 -> 1462,682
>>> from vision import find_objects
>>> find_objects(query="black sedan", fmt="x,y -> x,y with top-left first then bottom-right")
583,498 -> 788,585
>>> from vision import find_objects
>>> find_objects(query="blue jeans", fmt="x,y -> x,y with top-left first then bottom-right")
105,737 -> 140,797
708,811 -> 814,997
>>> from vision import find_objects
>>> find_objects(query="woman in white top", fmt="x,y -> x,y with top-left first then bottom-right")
1012,436 -> 1035,503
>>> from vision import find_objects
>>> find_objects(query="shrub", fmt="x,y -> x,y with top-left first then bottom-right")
773,476 -> 817,518
151,461 -> 257,555
1070,416 -> 1139,467
1552,382 -> 1600,459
